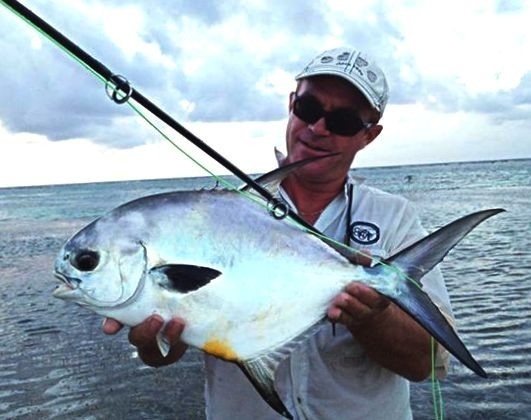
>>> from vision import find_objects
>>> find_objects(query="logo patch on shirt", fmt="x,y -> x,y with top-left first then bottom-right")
349,221 -> 380,245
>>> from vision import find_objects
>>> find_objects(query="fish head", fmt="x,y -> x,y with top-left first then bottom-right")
53,213 -> 149,313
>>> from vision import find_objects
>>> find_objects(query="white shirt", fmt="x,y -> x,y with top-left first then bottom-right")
204,177 -> 453,420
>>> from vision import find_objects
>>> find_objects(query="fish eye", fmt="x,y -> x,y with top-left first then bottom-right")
72,250 -> 100,272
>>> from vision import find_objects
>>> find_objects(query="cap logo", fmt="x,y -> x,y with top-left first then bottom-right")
337,51 -> 351,61
296,48 -> 389,113
355,56 -> 368,67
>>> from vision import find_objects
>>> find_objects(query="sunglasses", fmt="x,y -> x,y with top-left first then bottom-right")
292,93 -> 371,136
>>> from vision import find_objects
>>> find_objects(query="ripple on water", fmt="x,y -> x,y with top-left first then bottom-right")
1,169 -> 530,419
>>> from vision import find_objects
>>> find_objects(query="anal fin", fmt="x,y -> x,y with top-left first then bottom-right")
237,318 -> 327,419
239,358 -> 292,419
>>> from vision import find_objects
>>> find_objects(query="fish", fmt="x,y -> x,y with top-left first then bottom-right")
52,170 -> 503,418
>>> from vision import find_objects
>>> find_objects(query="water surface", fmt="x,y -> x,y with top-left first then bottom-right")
1,159 -> 529,419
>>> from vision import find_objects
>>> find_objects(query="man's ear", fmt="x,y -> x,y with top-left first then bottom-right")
362,124 -> 383,148
288,91 -> 295,111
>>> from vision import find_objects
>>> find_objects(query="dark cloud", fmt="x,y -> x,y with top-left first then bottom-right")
0,12 -> 112,137
0,0 -> 528,149
456,73 -> 531,124
0,0 -> 330,145
0,0 -> 189,146
337,4 -> 423,106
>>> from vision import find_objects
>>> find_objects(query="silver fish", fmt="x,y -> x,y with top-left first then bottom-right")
53,178 -> 503,418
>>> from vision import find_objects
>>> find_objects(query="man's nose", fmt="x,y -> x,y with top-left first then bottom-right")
308,117 -> 330,136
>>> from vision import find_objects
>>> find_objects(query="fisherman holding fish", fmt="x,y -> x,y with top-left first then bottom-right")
101,48 -> 455,419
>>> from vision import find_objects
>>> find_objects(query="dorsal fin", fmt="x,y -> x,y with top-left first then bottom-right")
239,153 -> 339,194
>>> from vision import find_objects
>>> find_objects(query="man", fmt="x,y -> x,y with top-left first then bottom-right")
103,47 -> 453,419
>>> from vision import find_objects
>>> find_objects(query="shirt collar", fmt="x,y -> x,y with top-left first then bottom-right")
278,175 -> 364,230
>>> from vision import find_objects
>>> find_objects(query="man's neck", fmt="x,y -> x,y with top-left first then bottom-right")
282,175 -> 346,224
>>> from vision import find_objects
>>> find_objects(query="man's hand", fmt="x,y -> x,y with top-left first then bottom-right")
327,282 -> 391,329
328,250 -> 390,328
103,316 -> 188,367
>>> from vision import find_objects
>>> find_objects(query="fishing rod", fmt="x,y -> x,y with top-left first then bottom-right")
0,0 -> 320,234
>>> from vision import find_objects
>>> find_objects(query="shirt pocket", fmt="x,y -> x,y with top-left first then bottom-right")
318,326 -> 367,369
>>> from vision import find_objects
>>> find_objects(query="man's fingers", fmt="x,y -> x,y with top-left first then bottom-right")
128,315 -> 164,348
163,318 -> 186,345
102,318 -> 124,335
328,283 -> 391,328
344,283 -> 390,310
335,290 -> 368,317
101,315 -> 187,367
129,316 -> 187,367
128,316 -> 185,349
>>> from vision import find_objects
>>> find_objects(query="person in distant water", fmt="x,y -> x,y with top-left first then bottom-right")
103,47 -> 454,419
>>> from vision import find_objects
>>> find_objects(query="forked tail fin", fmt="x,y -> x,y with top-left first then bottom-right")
374,208 -> 505,378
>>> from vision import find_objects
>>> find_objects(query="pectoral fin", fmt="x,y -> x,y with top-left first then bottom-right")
150,264 -> 221,293
156,330 -> 171,357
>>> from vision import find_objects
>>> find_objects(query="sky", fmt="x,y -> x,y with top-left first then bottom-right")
0,0 -> 530,188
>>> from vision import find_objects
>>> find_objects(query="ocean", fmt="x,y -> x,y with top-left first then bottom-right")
0,158 -> 529,419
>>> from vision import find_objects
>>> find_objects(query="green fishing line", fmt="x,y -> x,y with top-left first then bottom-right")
431,337 -> 445,420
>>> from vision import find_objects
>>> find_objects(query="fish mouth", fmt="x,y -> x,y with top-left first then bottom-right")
52,271 -> 81,297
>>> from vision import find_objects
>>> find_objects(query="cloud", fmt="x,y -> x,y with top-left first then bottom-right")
495,0 -> 526,14
0,0 -> 332,146
0,0 -> 530,154
512,72 -> 531,105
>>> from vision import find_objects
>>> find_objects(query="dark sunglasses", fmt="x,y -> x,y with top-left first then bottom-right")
292,93 -> 371,136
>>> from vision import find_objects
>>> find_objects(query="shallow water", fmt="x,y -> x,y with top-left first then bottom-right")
0,159 -> 530,419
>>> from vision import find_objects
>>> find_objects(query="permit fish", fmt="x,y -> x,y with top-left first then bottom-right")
53,168 -> 503,418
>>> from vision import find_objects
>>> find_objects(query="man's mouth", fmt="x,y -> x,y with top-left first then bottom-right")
299,138 -> 330,154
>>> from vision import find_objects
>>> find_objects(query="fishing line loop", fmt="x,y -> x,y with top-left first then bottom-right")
267,199 -> 290,220
105,74 -> 133,104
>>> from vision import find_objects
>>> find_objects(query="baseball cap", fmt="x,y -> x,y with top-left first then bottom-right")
295,47 -> 389,115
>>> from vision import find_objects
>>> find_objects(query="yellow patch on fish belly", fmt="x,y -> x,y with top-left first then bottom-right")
203,339 -> 238,361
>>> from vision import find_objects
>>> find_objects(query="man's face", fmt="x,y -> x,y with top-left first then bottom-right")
285,76 -> 381,184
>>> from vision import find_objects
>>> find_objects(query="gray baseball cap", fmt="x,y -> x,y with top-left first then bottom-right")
295,47 -> 389,114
